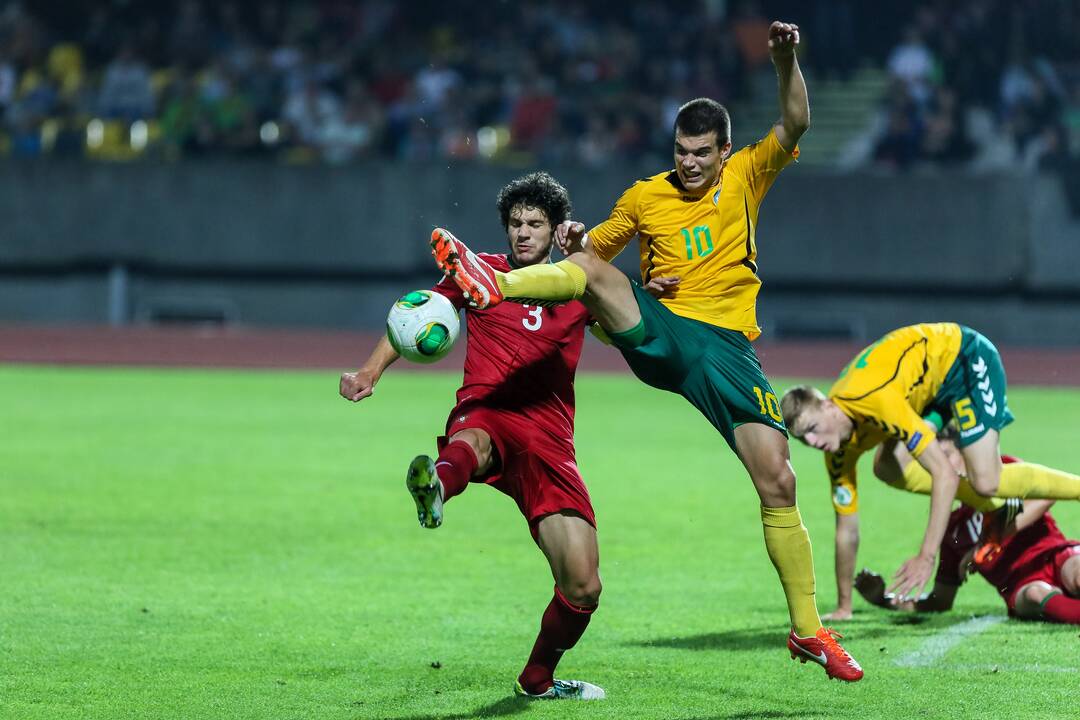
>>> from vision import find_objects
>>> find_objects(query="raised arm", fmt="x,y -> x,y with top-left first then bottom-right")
768,20 -> 809,153
340,334 -> 399,402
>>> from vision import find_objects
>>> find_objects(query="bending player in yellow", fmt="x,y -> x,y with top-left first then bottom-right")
781,322 -> 1080,613
428,21 -> 862,681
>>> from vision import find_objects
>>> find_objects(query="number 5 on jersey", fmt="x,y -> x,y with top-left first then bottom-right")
954,397 -> 977,430
522,305 -> 543,331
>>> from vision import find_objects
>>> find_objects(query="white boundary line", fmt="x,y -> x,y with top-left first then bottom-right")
893,615 -> 1006,668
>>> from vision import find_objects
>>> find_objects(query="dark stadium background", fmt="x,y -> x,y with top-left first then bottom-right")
5,5 -> 1080,718
3,0 -> 1079,362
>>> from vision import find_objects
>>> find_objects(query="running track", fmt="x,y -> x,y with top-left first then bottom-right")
3,325 -> 1079,386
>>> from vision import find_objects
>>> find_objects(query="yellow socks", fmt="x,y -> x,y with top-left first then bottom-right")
995,463 -> 1080,500
894,459 -> 1080,506
761,505 -> 821,636
496,260 -> 587,301
895,460 -> 932,493
896,461 -> 1004,513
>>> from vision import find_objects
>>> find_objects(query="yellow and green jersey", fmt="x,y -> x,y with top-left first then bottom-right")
825,322 -> 964,514
588,129 -> 797,339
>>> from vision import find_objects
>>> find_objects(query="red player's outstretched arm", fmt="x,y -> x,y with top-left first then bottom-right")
340,335 -> 399,402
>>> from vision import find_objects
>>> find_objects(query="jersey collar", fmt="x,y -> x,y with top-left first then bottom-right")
507,252 -> 554,270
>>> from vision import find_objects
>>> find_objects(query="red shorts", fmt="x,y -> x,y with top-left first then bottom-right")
1003,545 -> 1080,611
439,404 -> 595,542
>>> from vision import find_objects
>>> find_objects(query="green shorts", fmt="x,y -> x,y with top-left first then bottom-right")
611,283 -> 787,451
930,326 -> 1014,447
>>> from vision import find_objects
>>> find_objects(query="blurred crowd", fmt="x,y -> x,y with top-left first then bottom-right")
1,0 -> 1077,171
867,0 -> 1080,172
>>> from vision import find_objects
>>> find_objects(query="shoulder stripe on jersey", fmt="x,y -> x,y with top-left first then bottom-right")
835,338 -> 929,402
909,354 -> 931,395
664,171 -> 685,192
741,195 -> 757,275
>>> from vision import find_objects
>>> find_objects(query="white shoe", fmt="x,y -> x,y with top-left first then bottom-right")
405,455 -> 444,529
515,679 -> 606,700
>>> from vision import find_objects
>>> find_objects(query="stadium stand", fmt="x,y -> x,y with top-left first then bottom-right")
2,0 -> 1076,170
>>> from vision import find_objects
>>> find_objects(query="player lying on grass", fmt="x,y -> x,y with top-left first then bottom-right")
340,172 -> 604,701
428,21 -> 862,681
782,323 -> 1080,611
855,427 -> 1080,623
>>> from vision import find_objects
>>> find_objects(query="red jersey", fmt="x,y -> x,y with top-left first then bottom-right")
937,506 -> 1075,591
937,457 -> 1077,591
432,253 -> 590,440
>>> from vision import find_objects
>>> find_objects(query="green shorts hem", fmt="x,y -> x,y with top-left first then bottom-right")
616,283 -> 787,451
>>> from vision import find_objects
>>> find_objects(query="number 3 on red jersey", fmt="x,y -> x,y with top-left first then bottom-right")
522,306 -> 543,331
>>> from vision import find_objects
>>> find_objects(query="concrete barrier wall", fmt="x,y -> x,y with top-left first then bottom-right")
2,161 -> 1078,344
758,174 -> 1030,287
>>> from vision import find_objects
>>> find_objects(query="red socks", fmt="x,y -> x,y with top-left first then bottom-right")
1042,593 -> 1080,624
435,443 -> 600,694
434,440 -> 478,501
517,586 -> 597,695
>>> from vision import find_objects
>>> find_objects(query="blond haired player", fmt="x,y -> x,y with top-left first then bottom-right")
782,322 -> 1080,618
427,21 -> 862,681
857,426 -> 1080,625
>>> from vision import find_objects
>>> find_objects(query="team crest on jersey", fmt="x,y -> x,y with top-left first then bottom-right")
833,485 -> 853,508
456,415 -> 467,424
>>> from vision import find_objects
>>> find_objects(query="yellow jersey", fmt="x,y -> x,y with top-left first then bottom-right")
588,129 -> 798,339
825,322 -> 964,514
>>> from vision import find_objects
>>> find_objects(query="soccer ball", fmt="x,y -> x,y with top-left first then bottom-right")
386,290 -> 460,364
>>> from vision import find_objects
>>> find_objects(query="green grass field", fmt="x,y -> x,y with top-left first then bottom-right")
3,365 -> 1079,720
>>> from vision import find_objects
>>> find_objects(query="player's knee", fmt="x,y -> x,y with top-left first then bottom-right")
560,575 -> 602,608
757,462 -> 797,506
969,473 -> 999,497
1015,581 -> 1055,617
1062,557 -> 1080,596
779,464 -> 797,495
449,428 -> 492,468
966,462 -> 1001,496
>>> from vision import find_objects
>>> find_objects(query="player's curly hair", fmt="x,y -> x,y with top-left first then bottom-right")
675,97 -> 732,146
496,171 -> 572,230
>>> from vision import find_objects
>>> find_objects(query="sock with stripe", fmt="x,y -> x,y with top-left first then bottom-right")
1041,591 -> 1080,624
496,260 -> 587,302
517,586 -> 596,695
434,440 -> 478,501
761,505 -> 821,637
